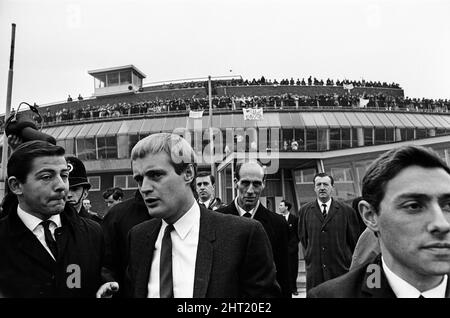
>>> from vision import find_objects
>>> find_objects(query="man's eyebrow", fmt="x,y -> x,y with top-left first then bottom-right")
36,168 -> 64,174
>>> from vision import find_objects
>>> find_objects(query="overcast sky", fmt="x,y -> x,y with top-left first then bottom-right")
0,0 -> 449,115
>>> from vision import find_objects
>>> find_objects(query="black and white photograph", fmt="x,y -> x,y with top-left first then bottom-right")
0,0 -> 449,306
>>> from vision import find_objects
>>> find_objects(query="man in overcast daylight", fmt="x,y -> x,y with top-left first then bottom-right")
309,145 -> 450,298
97,133 -> 280,298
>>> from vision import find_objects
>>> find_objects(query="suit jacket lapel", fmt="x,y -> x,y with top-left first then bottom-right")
135,220 -> 161,298
253,204 -> 271,229
193,207 -> 216,298
360,255 -> 396,298
10,208 -> 56,270
322,199 -> 339,227
312,203 -> 324,224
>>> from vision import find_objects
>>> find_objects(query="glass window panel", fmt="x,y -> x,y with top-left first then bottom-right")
282,129 -> 293,151
117,135 -> 128,159
96,74 -> 106,88
374,128 -> 386,145
127,175 -> 138,189
97,137 -> 107,159
386,128 -> 394,142
364,128 -> 373,146
416,128 -> 427,139
107,72 -> 119,86
88,176 -> 100,191
114,175 -> 127,189
329,128 -> 340,150
106,136 -> 117,159
128,134 -> 139,156
306,129 -> 317,151
351,128 -> 358,148
294,129 -> 305,150
318,129 -> 328,151
120,71 -> 132,85
77,138 -> 96,161
342,128 -> 351,149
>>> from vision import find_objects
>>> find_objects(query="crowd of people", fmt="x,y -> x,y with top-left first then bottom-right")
14,93 -> 449,129
144,75 -> 402,91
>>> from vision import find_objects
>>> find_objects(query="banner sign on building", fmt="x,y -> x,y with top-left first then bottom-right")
243,108 -> 264,120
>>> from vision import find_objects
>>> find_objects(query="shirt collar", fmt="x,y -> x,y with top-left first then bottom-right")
317,198 -> 332,211
199,198 -> 212,208
234,197 -> 260,218
162,201 -> 200,240
17,205 -> 62,232
382,256 -> 448,298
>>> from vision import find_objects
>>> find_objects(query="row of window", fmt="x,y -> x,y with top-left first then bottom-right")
94,71 -> 142,88
87,175 -> 138,192
58,127 -> 449,161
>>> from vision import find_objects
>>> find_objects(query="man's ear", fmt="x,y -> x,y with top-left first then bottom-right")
184,164 -> 195,185
358,200 -> 380,233
81,189 -> 89,200
233,177 -> 239,189
8,176 -> 23,196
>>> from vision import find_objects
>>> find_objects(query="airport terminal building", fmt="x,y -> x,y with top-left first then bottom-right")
2,65 -> 449,215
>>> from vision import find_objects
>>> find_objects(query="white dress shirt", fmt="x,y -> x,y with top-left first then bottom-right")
17,206 -> 61,260
317,198 -> 332,215
147,201 -> 200,298
382,256 -> 448,298
234,197 -> 260,219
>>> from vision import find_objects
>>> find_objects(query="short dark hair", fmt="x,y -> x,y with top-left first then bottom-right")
196,172 -> 215,185
362,145 -> 450,213
7,140 -> 65,183
103,187 -> 124,200
281,199 -> 292,211
235,160 -> 265,181
313,172 -> 334,186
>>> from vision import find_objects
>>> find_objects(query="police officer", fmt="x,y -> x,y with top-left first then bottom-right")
66,156 -> 102,223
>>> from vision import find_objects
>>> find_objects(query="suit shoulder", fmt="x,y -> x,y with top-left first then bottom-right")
129,218 -> 159,237
78,216 -> 103,236
0,216 -> 10,238
299,201 -> 316,210
103,197 -> 136,221
207,210 -> 265,234
308,265 -> 368,298
215,203 -> 233,214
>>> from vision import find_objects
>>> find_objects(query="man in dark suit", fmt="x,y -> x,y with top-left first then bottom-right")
100,190 -> 151,296
0,141 -> 104,297
217,161 -> 291,298
98,133 -> 280,298
298,172 -> 360,293
309,146 -> 450,298
278,199 -> 300,295
195,171 -> 225,211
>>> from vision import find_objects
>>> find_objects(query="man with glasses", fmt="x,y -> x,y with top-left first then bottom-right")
217,160 -> 291,297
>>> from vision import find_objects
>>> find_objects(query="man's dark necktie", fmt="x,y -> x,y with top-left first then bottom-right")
243,212 -> 252,218
40,220 -> 58,260
322,204 -> 327,218
160,224 -> 175,298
